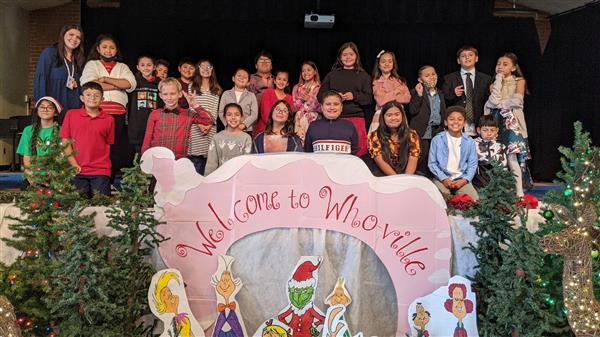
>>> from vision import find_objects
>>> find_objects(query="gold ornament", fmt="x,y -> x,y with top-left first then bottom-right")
0,295 -> 22,337
540,204 -> 600,336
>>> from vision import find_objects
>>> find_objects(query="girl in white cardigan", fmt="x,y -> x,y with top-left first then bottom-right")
81,34 -> 136,180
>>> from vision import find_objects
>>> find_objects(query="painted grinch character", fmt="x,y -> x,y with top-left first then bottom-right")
152,271 -> 198,337
443,283 -> 473,337
211,255 -> 246,337
277,257 -> 325,337
412,303 -> 431,337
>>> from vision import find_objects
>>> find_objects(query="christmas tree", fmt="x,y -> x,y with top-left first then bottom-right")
0,125 -> 79,336
102,157 -> 165,336
538,121 -> 599,337
46,202 -> 119,337
470,162 -> 552,337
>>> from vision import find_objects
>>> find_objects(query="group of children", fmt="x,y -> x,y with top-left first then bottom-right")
25,27 -> 531,199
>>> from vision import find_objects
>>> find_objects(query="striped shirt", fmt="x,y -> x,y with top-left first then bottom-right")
141,106 -> 214,159
188,89 -> 220,156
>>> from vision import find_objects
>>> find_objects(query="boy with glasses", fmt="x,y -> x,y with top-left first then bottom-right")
248,51 -> 274,106
60,82 -> 115,197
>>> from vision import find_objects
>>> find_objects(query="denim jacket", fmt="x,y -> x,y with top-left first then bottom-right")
428,131 -> 477,181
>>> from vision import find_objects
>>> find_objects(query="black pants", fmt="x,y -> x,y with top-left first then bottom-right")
72,175 -> 110,198
110,114 -> 134,180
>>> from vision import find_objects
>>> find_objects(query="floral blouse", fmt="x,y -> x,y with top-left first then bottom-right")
368,129 -> 421,169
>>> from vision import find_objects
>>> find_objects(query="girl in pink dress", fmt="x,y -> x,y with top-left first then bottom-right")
292,61 -> 321,141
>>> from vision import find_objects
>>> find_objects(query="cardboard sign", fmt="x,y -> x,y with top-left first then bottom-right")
407,276 -> 478,337
148,268 -> 205,337
141,148 -> 451,334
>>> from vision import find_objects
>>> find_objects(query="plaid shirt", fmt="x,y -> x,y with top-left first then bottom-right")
142,106 -> 213,159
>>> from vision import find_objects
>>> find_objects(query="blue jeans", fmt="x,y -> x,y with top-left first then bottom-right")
72,175 -> 110,198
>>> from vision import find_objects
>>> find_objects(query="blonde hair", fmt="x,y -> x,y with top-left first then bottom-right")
153,271 -> 180,314
159,77 -> 183,92
263,324 -> 289,337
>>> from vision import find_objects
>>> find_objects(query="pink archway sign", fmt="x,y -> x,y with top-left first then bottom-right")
141,148 -> 452,335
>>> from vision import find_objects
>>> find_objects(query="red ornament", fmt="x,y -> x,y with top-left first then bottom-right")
25,248 -> 38,257
16,314 -> 27,326
515,268 -> 525,278
36,188 -> 44,195
49,333 -> 56,337
56,229 -> 65,235
517,194 -> 539,210
30,202 -> 40,209
45,189 -> 53,195
52,201 -> 59,209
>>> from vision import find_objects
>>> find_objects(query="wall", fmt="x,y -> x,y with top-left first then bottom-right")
0,3 -> 29,165
27,1 -> 81,99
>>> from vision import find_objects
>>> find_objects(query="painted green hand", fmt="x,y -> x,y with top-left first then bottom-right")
289,286 -> 314,309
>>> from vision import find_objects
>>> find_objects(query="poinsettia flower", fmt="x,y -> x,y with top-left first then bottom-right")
517,194 -> 538,209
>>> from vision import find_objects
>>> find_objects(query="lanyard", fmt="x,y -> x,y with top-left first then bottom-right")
64,58 -> 75,78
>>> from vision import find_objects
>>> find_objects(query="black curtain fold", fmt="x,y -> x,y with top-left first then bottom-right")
527,3 -> 600,181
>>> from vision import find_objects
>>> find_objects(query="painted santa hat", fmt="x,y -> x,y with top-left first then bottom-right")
35,96 -> 63,114
288,259 -> 321,289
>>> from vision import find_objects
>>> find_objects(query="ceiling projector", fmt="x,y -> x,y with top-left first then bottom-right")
304,13 -> 335,28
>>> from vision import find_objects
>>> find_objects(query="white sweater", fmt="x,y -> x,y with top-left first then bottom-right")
80,60 -> 137,107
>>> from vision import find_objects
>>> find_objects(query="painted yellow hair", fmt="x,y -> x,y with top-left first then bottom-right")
263,325 -> 289,337
153,271 -> 180,314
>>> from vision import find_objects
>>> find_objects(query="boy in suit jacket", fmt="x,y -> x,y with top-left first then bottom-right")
408,65 -> 446,177
442,46 -> 492,136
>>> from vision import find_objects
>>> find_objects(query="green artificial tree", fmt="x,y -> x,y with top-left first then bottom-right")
470,162 -> 553,337
538,121 -> 600,337
103,157 -> 165,336
46,202 -> 118,336
0,126 -> 79,336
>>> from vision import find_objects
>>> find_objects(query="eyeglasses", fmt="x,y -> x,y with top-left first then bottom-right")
257,59 -> 272,64
199,65 -> 213,70
274,107 -> 289,114
38,106 -> 56,111
83,94 -> 102,99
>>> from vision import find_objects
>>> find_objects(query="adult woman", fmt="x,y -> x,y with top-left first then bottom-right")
34,24 -> 85,123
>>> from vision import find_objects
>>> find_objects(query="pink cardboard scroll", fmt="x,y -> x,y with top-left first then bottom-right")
141,148 -> 452,335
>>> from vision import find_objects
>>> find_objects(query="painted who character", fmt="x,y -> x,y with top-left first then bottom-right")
211,255 -> 247,337
149,269 -> 205,337
443,283 -> 473,337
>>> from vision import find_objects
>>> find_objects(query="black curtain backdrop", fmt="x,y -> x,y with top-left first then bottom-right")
527,3 -> 600,181
82,0 -> 558,178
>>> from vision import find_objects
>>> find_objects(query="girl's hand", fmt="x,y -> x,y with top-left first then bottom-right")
198,124 -> 211,135
415,83 -> 424,97
342,92 -> 354,101
74,164 -> 82,174
453,179 -> 468,189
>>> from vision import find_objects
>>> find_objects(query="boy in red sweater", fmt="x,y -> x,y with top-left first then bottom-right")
142,77 -> 214,159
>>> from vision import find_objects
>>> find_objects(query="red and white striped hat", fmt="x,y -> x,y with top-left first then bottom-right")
35,96 -> 63,114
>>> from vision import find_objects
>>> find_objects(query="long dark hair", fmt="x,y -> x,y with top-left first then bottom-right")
54,24 -> 85,72
87,34 -> 123,62
371,50 -> 407,84
30,99 -> 59,155
298,61 -> 321,85
192,59 -> 223,96
331,42 -> 365,72
376,101 -> 411,173
499,52 -> 529,95
265,100 -> 295,137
